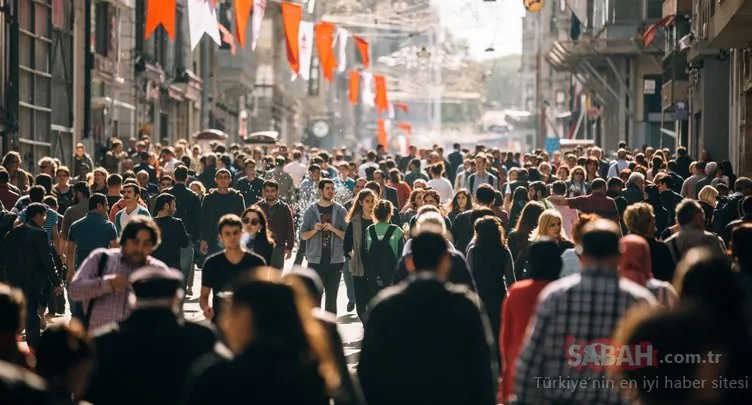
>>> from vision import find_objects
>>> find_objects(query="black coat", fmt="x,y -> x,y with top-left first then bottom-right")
85,309 -> 216,405
0,360 -> 54,404
660,189 -> 684,226
393,242 -> 477,292
3,223 -> 57,291
167,183 -> 203,242
358,275 -> 497,405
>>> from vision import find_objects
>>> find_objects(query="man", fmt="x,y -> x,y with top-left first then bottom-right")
452,184 -> 499,254
105,174 -> 123,208
714,177 -> 752,241
358,150 -> 379,179
151,194 -> 190,274
514,219 -> 656,405
166,166 -> 202,293
447,143 -> 464,180
318,152 -> 339,179
2,203 -> 61,349
109,180 -> 149,222
65,193 -> 118,320
723,196 -> 752,244
372,170 -> 399,209
694,161 -> 717,197
113,183 -> 151,235
550,178 -> 621,227
69,217 -> 169,333
264,156 -> 294,202
621,172 -> 645,206
199,215 -> 265,323
657,176 -> 683,226
299,164 -> 323,203
147,176 -> 174,214
527,181 -> 550,207
675,146 -> 692,179
85,268 -> 216,405
283,150 -> 308,187
358,232 -> 496,405
135,152 -> 158,185
680,161 -> 705,198
136,170 -> 159,199
200,169 -> 245,256
344,178 -> 367,211
398,145 -> 418,173
665,160 -> 684,194
607,148 -> 630,178
235,159 -> 264,206
466,153 -> 499,195
160,147 -> 180,175
665,199 -> 727,261
404,158 -> 428,188
103,139 -> 124,174
0,169 -> 20,211
257,180 -> 295,269
73,143 -> 95,182
300,179 -> 348,314
60,182 -> 91,252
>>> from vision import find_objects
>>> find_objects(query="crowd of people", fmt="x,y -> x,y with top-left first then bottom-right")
0,136 -> 751,405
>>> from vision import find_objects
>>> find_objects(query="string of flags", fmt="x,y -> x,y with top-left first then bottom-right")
145,0 -> 412,144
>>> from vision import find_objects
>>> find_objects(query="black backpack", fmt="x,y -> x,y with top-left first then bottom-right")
714,194 -> 744,239
364,225 -> 399,289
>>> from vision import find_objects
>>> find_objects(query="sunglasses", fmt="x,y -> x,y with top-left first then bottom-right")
242,217 -> 260,226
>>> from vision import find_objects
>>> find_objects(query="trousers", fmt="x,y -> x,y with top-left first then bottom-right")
309,262 -> 343,315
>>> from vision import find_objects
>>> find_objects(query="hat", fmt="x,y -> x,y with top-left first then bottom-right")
129,267 -> 183,299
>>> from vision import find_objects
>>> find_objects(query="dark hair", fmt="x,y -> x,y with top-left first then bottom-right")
42,196 -> 57,207
36,323 -> 93,381
308,164 -> 321,173
552,180 -> 567,195
429,164 -> 443,177
26,202 -> 47,221
318,179 -> 334,190
450,189 -> 473,213
29,185 -> 46,203
514,201 -> 545,235
263,179 -> 279,190
241,206 -> 274,247
73,181 -> 90,199
675,199 -> 703,226
606,177 -> 622,190
695,161 -> 707,172
0,284 -> 25,334
119,216 -> 161,247
174,166 -> 189,182
473,216 -> 505,248
34,173 -> 53,194
475,184 -> 496,205
675,248 -> 740,318
364,181 -> 381,196
373,200 -> 393,222
411,232 -> 449,271
215,168 -> 232,179
88,193 -> 108,211
155,193 -> 175,213
217,214 -> 243,234
657,176 -> 674,189
0,170 -> 8,184
388,168 -> 401,184
529,181 -> 548,198
106,173 -> 123,187
159,175 -> 173,184
123,183 -> 141,196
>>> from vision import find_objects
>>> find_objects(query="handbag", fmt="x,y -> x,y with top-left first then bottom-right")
83,252 -> 109,329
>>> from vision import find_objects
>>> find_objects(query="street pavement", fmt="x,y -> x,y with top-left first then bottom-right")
42,257 -> 364,369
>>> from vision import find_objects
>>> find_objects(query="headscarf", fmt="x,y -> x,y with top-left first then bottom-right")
619,234 -> 652,286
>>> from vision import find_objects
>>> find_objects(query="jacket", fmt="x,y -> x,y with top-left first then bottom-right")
200,189 -> 245,242
3,222 -> 58,289
301,202 -> 348,264
166,183 -> 202,241
257,200 -> 295,251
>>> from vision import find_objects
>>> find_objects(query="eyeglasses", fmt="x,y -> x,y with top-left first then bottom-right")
242,217 -> 260,226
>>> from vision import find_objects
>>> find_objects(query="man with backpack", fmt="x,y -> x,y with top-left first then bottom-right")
363,200 -> 404,295
714,177 -> 752,243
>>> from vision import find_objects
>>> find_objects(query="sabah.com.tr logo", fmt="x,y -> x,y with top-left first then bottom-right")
565,337 -> 658,371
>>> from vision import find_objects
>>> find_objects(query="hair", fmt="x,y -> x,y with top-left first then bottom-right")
106,173 -> 123,187
675,199 -> 703,226
449,189 -> 473,213
475,184 -> 496,205
346,189 -> 376,222
123,182 -> 142,196
215,168 -> 232,179
241,206 -> 274,247
531,209 -> 567,242
0,284 -> 25,334
623,203 -> 657,239
34,173 -> 53,194
364,181 -> 381,196
514,201 -> 545,235
189,181 -> 206,196
29,185 -> 46,203
529,181 -> 548,198
119,216 -> 161,248
403,188 -> 425,213
262,179 -> 279,190
174,165 -> 189,182
217,214 -> 243,234
373,200 -> 393,222
673,247 -> 741,318
308,164 -> 321,174
155,193 -> 175,213
414,209 -> 446,236
35,322 -> 93,381
88,193 -> 107,211
473,216 -> 506,248
388,168 -> 401,184
56,165 -> 70,177
571,213 -> 601,244
731,224 -> 752,268
697,185 -> 718,207
317,179 -> 333,191
411,232 -> 449,271
422,189 -> 441,206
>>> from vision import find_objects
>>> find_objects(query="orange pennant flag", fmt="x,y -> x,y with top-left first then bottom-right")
315,22 -> 338,82
374,75 -> 388,113
234,0 -> 253,48
377,119 -> 388,147
145,0 -> 176,40
348,71 -> 360,105
209,0 -> 216,5
354,36 -> 370,68
394,102 -> 408,113
281,2 -> 302,73
397,122 -> 412,134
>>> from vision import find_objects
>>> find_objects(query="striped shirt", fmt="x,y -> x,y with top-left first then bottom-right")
68,248 -> 168,333
19,207 -> 60,246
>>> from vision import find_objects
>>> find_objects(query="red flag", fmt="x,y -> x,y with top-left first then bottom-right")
234,0 -> 253,48
643,15 -> 674,47
374,75 -> 388,113
348,71 -> 360,105
377,119 -> 388,147
315,22 -> 338,82
397,122 -> 412,134
354,36 -> 370,68
394,102 -> 408,113
145,0 -> 176,40
281,2 -> 302,73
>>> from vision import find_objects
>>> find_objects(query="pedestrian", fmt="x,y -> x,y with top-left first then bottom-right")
113,183 -> 151,235
664,199 -> 726,262
300,179 -> 348,314
451,185 -> 495,253
507,201 -> 545,279
240,206 -> 274,265
235,159 -> 264,206
619,235 -> 678,307
256,180 -> 295,269
85,267 -> 216,405
52,166 -> 74,215
622,203 -> 676,282
151,193 -> 190,273
165,166 -> 202,295
358,232 -> 497,405
343,189 -> 376,320
35,322 -> 93,405
363,200 -> 404,288
199,169 -> 245,256
69,217 -> 168,333
199,214 -> 265,324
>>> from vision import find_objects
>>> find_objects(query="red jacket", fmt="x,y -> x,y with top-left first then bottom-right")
499,279 -> 552,403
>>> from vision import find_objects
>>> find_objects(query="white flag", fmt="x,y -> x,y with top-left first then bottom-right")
291,21 -> 314,81
388,102 -> 395,119
251,0 -> 267,51
334,28 -> 349,72
361,71 -> 375,107
187,0 -> 221,51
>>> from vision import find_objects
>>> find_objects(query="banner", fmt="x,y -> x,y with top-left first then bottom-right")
281,2 -> 302,73
315,22 -> 337,82
335,28 -> 349,73
354,36 -> 369,68
234,0 -> 252,47
374,75 -> 388,113
348,70 -> 359,105
361,72 -> 375,107
187,0 -> 221,51
145,0 -> 177,40
251,0 -> 267,50
293,21 -> 314,81
377,119 -> 388,147
394,102 -> 408,113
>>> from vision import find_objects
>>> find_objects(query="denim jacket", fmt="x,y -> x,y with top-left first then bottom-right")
301,202 -> 347,264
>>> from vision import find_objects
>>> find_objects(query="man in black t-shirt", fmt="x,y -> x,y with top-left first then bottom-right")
200,214 -> 265,323
151,193 -> 190,272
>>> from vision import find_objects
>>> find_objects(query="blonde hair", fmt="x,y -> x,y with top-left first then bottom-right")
530,209 -> 568,241
698,185 -> 718,207
623,203 -> 656,239
189,181 -> 206,196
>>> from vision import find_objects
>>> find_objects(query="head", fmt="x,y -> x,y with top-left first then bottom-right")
532,209 -> 565,240
119,217 -> 161,267
578,219 -> 622,270
88,193 -> 109,216
527,239 -> 564,280
373,170 -> 387,186
373,200 -> 393,224
627,172 -> 646,190
106,173 -> 122,193
407,189 -> 425,210
569,165 -> 586,183
241,206 -> 272,244
35,322 -> 93,397
735,177 -> 752,196
451,189 -> 472,212
122,183 -> 141,205
155,193 -> 176,216
2,151 -> 21,172
697,185 -> 718,207
319,179 -> 335,202
28,185 -> 46,203
25,203 -> 47,228
528,181 -> 548,201
217,214 -> 244,250
364,181 -> 381,198
189,181 -> 206,196
619,235 -> 653,285
405,232 -> 451,278
675,199 -> 705,229
263,180 -> 280,202
72,181 -> 90,204
673,248 -> 741,318
0,284 -> 25,336
513,201 -> 545,235
158,176 -> 173,191
414,210 -> 447,237
473,216 -> 505,248
92,168 -> 107,188
215,169 -> 232,190
174,166 -> 189,184
34,173 -> 53,195
75,143 -> 86,157
422,189 -> 441,208
474,154 -> 488,173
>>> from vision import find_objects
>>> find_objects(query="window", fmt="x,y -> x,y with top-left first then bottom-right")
94,3 -> 109,56
154,28 -> 168,68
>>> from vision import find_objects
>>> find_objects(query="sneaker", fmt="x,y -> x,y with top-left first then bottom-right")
346,301 -> 355,312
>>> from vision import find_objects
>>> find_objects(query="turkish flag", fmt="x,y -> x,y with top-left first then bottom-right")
354,36 -> 370,68
315,22 -> 338,82
145,0 -> 176,40
348,71 -> 360,105
234,0 -> 252,48
281,2 -> 302,73
377,119 -> 388,147
374,75 -> 388,113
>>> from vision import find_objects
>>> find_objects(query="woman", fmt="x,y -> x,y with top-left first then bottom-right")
408,190 -> 451,232
241,206 -> 274,265
697,185 -> 718,230
36,322 -> 94,405
400,188 -> 425,225
560,213 -> 600,277
446,188 -> 473,222
189,181 -> 206,198
53,165 -> 75,215
584,157 -> 600,183
529,209 -> 575,255
466,216 -> 515,359
90,167 -> 108,195
507,186 -> 530,232
556,165 -> 570,183
647,156 -> 664,181
566,165 -> 588,197
644,184 -> 669,235
720,160 -> 737,188
186,271 -> 338,405
623,203 -> 676,283
388,168 -> 411,210
499,240 -> 562,404
1,151 -> 29,193
343,189 -> 377,322
619,235 -> 678,307
426,163 -> 453,203
364,200 -> 405,289
507,201 -> 545,280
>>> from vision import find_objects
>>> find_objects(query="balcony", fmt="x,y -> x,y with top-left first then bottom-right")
709,0 -> 752,48
661,79 -> 689,109
216,48 -> 256,101
663,0 -> 692,17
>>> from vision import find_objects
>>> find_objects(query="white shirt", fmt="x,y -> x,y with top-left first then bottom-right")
162,158 -> 180,174
119,205 -> 143,230
284,161 -> 308,186
358,162 -> 379,179
427,178 -> 454,203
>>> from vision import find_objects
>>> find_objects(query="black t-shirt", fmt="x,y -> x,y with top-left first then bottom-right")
202,251 -> 266,321
317,204 -> 333,265
151,216 -> 190,270
106,195 -> 122,209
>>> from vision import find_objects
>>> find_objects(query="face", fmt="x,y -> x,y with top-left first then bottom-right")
263,186 -> 279,202
190,184 -> 202,195
475,158 -> 486,171
243,212 -> 262,233
311,170 -> 321,182
539,165 -> 550,175
545,217 -> 562,238
122,229 -> 155,266
159,179 -> 172,191
122,187 -> 136,202
219,225 -> 243,249
33,212 -> 46,228
423,194 -> 438,207
374,172 -> 385,185
414,192 -> 425,208
93,171 -> 105,185
56,171 -> 69,184
361,195 -> 375,213
321,183 -> 335,201
572,169 -> 585,181
457,193 -> 468,208
558,167 -> 569,179
167,201 -> 177,215
75,146 -> 84,157
567,156 -> 577,167
137,173 -> 148,185
216,172 -> 232,189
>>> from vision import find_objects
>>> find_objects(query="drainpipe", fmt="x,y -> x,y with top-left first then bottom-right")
201,38 -> 210,129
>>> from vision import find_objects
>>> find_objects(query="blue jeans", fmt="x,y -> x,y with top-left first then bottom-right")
342,258 -> 355,302
180,244 -> 195,289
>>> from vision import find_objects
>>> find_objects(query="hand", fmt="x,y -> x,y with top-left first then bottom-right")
200,240 -> 208,254
348,251 -> 354,258
202,306 -> 214,320
322,223 -> 333,231
285,250 -> 292,259
109,274 -> 129,292
53,286 -> 64,296
314,223 -> 324,231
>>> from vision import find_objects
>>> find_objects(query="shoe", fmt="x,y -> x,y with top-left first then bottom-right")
346,301 -> 355,312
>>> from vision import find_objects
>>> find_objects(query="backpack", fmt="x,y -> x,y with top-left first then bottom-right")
363,226 -> 399,289
468,173 -> 497,192
713,194 -> 744,238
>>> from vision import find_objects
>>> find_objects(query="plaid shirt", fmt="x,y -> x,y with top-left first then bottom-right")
68,248 -> 168,333
514,268 -> 656,405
